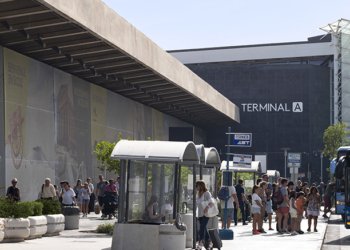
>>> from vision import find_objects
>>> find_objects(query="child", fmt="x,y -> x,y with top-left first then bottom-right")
289,191 -> 298,235
296,191 -> 305,234
252,184 -> 264,235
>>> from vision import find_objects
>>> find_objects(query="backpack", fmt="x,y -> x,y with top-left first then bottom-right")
272,187 -> 284,205
218,187 -> 228,201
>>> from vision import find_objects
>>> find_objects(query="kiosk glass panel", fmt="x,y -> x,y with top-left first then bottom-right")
127,161 -> 175,223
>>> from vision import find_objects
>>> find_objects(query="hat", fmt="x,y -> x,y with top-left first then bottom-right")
12,178 -> 17,183
60,180 -> 69,185
45,178 -> 51,182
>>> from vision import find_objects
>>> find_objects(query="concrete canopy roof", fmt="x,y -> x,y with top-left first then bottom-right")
0,0 -> 240,127
195,145 -> 221,167
204,147 -> 221,167
111,140 -> 199,164
195,145 -> 206,165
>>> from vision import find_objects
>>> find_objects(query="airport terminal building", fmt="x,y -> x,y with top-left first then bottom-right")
0,1 -> 349,200
169,20 -> 350,183
0,0 -> 240,200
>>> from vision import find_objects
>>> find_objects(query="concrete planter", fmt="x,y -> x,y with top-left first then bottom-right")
2,218 -> 30,243
0,219 -> 4,242
43,214 -> 65,236
158,224 -> 186,250
28,216 -> 47,240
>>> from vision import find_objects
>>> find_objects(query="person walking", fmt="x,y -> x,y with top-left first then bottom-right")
289,191 -> 298,235
252,185 -> 264,235
277,178 -> 290,234
95,174 -> 108,218
196,180 -> 214,250
116,176 -> 120,194
323,182 -> 335,218
317,182 -> 324,209
220,178 -> 239,229
6,178 -> 20,202
302,183 -> 309,218
262,174 -> 273,230
258,181 -> 267,233
60,180 -> 77,206
41,178 -> 56,200
81,182 -> 91,217
234,179 -> 249,226
74,179 -> 83,212
295,180 -> 303,193
306,186 -> 321,232
87,177 -> 95,214
296,191 -> 305,234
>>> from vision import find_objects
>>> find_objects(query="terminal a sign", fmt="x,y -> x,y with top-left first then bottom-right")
241,102 -> 303,112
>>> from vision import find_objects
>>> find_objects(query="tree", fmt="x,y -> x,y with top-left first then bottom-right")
94,133 -> 126,175
323,122 -> 350,160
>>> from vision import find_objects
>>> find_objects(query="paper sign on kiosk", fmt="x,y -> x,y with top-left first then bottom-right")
232,154 -> 252,168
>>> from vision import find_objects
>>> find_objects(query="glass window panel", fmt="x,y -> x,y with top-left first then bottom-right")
127,161 -> 175,223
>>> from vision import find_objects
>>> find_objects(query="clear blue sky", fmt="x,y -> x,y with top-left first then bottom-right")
102,0 -> 350,50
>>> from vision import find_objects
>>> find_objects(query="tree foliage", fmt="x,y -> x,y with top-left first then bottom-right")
94,133 -> 127,175
323,122 -> 350,160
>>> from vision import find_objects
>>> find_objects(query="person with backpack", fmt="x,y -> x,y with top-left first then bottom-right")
219,178 -> 239,229
277,178 -> 290,234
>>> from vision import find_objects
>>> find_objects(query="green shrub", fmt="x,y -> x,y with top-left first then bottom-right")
33,202 -> 44,216
96,223 -> 114,234
35,199 -> 61,215
0,199 -> 35,218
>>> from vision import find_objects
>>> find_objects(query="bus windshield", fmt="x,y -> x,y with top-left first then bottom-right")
338,150 -> 348,159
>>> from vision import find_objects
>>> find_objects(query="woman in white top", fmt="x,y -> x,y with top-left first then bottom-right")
81,182 -> 91,218
289,191 -> 298,235
252,185 -> 264,235
60,181 -> 76,206
161,196 -> 174,222
196,180 -> 214,250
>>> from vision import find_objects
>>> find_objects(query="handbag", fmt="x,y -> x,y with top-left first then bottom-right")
94,201 -> 101,214
200,192 -> 219,218
175,213 -> 187,231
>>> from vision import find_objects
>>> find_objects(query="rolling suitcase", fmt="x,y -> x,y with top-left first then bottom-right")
210,229 -> 224,250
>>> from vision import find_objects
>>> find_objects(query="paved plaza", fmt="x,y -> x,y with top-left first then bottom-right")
0,210 -> 335,250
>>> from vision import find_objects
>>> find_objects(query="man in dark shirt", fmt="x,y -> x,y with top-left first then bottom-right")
234,179 -> 249,226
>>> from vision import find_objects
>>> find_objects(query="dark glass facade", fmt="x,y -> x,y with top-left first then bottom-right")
187,64 -> 331,183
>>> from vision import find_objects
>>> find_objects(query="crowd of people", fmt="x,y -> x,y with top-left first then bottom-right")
5,175 -> 120,219
219,175 -> 335,235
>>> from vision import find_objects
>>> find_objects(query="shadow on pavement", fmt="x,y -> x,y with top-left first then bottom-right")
324,236 -> 350,246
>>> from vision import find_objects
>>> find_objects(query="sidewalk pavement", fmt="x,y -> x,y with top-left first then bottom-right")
322,214 -> 350,250
219,212 -> 329,250
0,211 -> 330,250
0,213 -> 114,250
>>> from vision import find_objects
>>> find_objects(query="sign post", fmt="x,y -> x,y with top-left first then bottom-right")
288,153 -> 301,182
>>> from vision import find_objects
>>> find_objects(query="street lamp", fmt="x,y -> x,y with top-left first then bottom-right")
317,150 -> 324,183
281,148 -> 290,178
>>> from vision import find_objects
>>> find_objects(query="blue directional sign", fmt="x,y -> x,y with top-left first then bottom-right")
232,133 -> 252,147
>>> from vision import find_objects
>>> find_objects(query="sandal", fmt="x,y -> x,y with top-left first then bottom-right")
196,245 -> 202,250
207,242 -> 213,250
